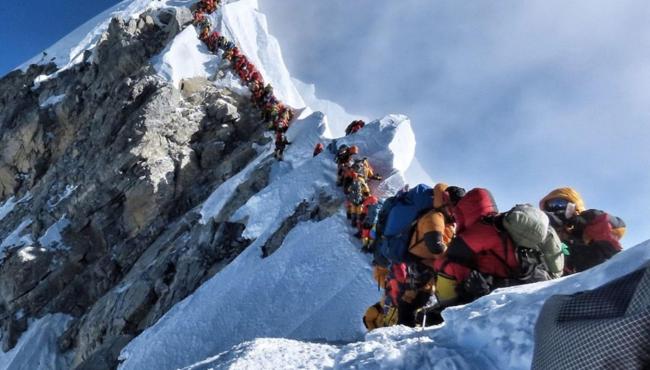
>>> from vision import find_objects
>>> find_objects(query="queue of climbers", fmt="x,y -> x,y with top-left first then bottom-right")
322,137 -> 630,331
358,180 -> 627,330
189,0 -> 629,336
192,0 -> 295,160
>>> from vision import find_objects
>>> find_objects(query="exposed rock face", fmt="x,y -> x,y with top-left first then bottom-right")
0,7 -> 281,369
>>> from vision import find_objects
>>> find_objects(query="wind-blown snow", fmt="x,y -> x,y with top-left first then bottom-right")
186,240 -> 650,370
0,314 -> 73,370
153,26 -> 220,88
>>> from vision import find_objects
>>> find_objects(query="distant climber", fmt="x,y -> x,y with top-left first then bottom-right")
359,195 -> 381,252
352,157 -> 382,181
274,131 -> 290,161
335,145 -> 358,186
346,173 -> 370,227
345,120 -> 365,136
313,143 -> 324,157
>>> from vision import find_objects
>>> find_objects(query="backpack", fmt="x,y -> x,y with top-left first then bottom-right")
453,188 -> 498,233
501,204 -> 565,279
576,209 -> 626,250
335,145 -> 349,164
347,178 -> 368,206
364,199 -> 383,229
379,184 -> 434,263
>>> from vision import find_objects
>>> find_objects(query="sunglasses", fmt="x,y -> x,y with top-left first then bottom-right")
545,198 -> 570,212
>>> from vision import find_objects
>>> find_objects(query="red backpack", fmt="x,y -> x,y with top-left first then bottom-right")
452,188 -> 498,233
578,210 -> 626,251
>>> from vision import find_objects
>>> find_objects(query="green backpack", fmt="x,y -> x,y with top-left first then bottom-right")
502,204 -> 565,278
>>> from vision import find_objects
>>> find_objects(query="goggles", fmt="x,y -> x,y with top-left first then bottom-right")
544,198 -> 570,213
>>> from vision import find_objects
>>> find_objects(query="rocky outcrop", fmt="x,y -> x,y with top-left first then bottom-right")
0,6 -> 280,369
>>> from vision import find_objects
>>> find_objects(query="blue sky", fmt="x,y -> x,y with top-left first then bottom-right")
1,0 -> 648,247
0,0 -> 118,74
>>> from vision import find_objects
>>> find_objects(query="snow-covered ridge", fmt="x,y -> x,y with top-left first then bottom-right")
17,0 -> 196,72
183,241 -> 650,370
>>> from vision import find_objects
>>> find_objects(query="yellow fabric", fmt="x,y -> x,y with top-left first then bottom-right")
443,223 -> 455,245
540,187 -> 586,213
373,265 -> 389,289
435,274 -> 459,305
433,183 -> 449,208
363,304 -> 384,331
612,227 -> 626,240
359,178 -> 371,197
360,159 -> 375,180
409,210 -> 448,259
383,306 -> 399,327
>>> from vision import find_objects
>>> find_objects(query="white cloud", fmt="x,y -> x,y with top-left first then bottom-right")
261,0 -> 650,246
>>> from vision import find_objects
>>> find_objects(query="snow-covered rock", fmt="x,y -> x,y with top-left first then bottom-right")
39,94 -> 66,108
17,0 -> 195,72
153,26 -> 220,88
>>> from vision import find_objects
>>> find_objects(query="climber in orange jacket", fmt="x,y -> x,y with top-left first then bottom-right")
313,143 -> 324,157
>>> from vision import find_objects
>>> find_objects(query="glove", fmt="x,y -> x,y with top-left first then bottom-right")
461,271 -> 493,299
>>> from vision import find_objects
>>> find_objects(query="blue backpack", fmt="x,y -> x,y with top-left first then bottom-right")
379,184 -> 434,263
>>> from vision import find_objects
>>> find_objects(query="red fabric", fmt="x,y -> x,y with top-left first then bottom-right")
363,195 -> 378,207
392,263 -> 408,283
433,259 -> 471,282
313,143 -> 324,157
452,188 -> 498,233
464,223 -> 518,277
583,213 -> 623,251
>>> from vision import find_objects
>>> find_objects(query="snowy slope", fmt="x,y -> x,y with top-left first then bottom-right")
118,113 -> 415,370
184,240 -> 650,370
0,314 -> 72,370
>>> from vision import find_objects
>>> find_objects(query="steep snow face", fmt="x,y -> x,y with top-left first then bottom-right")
118,116 -> 413,370
186,240 -> 650,370
153,26 -> 220,88
0,314 -> 72,370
